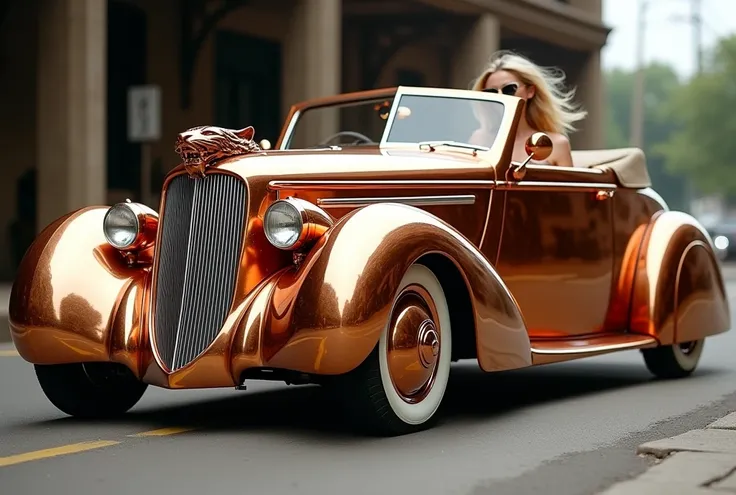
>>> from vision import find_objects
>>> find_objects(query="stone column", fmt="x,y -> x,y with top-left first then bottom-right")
37,0 -> 107,230
282,0 -> 341,148
450,13 -> 500,90
572,50 -> 604,150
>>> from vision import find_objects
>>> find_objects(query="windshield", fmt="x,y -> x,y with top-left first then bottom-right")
281,91 -> 506,151
385,94 -> 504,148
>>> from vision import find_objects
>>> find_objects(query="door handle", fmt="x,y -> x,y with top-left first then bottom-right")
595,190 -> 615,201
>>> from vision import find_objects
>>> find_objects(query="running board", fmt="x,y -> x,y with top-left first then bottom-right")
530,333 -> 658,365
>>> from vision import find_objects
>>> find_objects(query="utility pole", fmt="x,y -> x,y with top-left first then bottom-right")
630,0 -> 647,149
687,0 -> 703,212
690,0 -> 703,75
692,0 -> 703,74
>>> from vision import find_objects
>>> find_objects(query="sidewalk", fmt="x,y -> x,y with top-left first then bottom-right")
599,412 -> 736,494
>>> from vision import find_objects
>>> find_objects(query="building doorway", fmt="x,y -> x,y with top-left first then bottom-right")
214,31 -> 282,145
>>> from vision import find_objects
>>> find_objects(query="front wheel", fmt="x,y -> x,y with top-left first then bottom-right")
35,362 -> 147,418
332,263 -> 452,436
641,339 -> 705,379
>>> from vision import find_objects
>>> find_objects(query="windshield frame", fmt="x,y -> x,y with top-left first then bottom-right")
276,86 -> 523,168
379,86 -> 521,166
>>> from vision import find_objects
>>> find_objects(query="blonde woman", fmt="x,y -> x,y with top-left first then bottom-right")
469,50 -> 587,166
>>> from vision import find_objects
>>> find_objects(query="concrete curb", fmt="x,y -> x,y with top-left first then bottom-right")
598,413 -> 736,494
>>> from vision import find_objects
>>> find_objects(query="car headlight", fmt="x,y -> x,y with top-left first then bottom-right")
103,201 -> 158,251
714,235 -> 729,250
264,200 -> 302,249
263,198 -> 333,250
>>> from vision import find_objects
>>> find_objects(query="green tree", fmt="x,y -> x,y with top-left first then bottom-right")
657,35 -> 736,196
605,63 -> 688,210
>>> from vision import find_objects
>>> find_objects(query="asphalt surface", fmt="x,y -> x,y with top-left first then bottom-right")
2,280 -> 736,495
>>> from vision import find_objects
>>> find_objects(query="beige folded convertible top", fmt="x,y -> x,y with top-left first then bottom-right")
571,148 -> 651,188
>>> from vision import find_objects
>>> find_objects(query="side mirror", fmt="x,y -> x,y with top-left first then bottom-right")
511,132 -> 554,180
376,100 -> 392,120
525,132 -> 553,161
259,139 -> 272,150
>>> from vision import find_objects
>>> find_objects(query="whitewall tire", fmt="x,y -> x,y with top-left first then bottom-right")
641,339 -> 705,379
332,263 -> 452,436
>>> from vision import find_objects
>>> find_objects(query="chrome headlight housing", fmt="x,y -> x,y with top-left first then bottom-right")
263,198 -> 333,250
103,201 -> 159,251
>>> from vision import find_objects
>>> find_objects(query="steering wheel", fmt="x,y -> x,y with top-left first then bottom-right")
319,131 -> 375,146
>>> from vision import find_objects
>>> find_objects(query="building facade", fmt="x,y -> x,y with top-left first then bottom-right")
0,0 -> 610,280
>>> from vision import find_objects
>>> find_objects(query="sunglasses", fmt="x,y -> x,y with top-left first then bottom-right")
482,83 -> 520,96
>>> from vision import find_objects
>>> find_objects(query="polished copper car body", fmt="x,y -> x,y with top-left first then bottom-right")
9,86 -> 730,398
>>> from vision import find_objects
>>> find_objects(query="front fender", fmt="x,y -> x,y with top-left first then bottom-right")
252,202 -> 531,376
9,207 -> 149,374
629,210 -> 730,344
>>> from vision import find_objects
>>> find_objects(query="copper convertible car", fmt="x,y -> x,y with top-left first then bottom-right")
9,86 -> 731,435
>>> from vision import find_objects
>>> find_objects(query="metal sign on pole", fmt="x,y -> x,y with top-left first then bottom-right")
127,85 -> 162,207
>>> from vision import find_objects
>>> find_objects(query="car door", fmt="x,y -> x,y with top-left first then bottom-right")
493,164 -> 616,339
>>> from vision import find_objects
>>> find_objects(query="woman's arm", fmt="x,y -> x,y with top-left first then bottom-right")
547,134 -> 573,166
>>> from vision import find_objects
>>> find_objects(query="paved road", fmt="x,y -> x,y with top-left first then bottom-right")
2,283 -> 736,495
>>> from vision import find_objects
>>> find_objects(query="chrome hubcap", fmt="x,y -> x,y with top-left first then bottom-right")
386,286 -> 441,403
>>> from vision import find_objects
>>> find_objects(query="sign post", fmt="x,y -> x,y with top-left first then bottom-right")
127,85 -> 162,207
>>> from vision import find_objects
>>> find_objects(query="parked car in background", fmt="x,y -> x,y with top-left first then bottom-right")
707,222 -> 736,261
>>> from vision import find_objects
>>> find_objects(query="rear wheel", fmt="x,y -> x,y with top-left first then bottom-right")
641,339 -> 704,379
35,362 -> 147,418
332,264 -> 452,436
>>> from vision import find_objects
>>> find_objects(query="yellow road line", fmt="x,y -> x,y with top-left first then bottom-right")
0,440 -> 120,468
128,427 -> 196,437
0,350 -> 19,357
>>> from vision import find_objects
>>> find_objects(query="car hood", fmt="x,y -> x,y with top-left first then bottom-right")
180,145 -> 498,183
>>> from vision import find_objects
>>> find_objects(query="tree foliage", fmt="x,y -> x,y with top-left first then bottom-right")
604,63 -> 688,210
656,35 -> 736,195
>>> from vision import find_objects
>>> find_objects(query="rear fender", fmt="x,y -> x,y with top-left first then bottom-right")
257,203 -> 531,376
9,207 -> 148,375
629,211 -> 730,344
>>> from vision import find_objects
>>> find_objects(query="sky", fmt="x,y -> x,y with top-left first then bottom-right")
601,0 -> 732,79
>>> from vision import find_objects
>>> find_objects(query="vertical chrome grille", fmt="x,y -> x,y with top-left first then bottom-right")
153,173 -> 246,371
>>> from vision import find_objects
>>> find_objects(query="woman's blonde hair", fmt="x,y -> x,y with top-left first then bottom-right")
471,50 -> 587,136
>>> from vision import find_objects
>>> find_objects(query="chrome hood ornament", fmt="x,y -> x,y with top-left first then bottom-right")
175,125 -> 262,177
